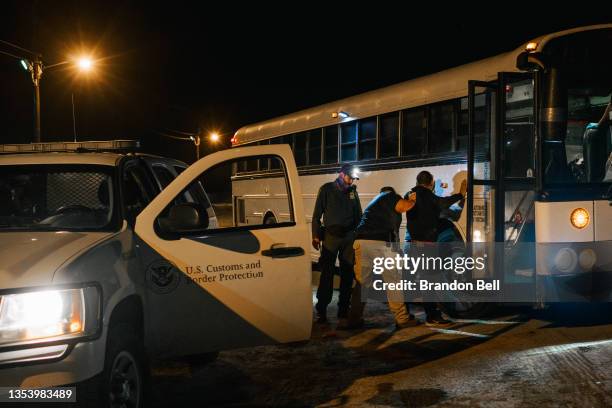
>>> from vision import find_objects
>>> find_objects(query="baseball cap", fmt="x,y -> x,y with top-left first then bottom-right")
339,164 -> 360,179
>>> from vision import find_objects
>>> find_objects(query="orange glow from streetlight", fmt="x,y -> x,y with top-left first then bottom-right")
210,132 -> 220,143
76,57 -> 93,71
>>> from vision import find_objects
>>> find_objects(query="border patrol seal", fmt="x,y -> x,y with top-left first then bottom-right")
146,259 -> 181,294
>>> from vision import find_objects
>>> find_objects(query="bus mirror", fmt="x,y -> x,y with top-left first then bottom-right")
516,52 -> 549,72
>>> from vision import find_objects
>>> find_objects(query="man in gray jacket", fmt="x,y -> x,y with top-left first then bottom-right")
312,164 -> 362,325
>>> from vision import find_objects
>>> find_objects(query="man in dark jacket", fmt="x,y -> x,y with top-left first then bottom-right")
404,170 -> 466,325
312,164 -> 362,325
349,186 -> 417,330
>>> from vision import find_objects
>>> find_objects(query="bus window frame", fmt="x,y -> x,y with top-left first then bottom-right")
340,121 -> 358,163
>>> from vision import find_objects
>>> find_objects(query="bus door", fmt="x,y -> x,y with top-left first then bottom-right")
467,80 -> 498,281
498,72 -> 537,290
467,73 -> 538,294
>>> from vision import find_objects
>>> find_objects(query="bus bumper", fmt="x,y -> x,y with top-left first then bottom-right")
536,241 -> 612,302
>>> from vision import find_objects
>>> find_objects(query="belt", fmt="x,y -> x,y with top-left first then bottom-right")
410,240 -> 436,248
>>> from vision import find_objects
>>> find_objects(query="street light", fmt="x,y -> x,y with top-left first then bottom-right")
209,132 -> 220,143
18,51 -> 96,143
77,57 -> 93,71
157,129 -> 225,162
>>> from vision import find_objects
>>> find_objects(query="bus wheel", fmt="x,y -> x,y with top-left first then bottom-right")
263,214 -> 277,225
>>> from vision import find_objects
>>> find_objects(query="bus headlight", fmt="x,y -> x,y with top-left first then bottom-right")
570,208 -> 590,229
554,248 -> 577,273
0,287 -> 99,347
578,249 -> 597,271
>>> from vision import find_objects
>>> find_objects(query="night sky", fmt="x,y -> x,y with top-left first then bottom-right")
1,3 -> 610,163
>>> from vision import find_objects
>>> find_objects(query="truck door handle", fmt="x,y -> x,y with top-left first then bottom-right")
262,244 -> 305,258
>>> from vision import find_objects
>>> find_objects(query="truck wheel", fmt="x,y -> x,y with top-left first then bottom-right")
78,324 -> 147,407
105,324 -> 147,408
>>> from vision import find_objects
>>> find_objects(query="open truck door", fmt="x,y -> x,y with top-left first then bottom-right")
135,145 -> 312,357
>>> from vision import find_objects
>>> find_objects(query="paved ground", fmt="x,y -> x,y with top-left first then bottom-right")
151,293 -> 612,407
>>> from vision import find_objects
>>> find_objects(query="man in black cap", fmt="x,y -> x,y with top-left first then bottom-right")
312,163 -> 362,326
404,170 -> 466,325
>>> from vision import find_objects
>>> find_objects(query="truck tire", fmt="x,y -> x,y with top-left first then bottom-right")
77,323 -> 148,408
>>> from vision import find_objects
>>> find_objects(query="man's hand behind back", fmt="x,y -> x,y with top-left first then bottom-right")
312,238 -> 321,250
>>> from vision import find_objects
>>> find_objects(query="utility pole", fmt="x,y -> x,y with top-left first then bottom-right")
72,93 -> 77,142
2,39 -> 96,143
190,135 -> 201,161
30,58 -> 43,143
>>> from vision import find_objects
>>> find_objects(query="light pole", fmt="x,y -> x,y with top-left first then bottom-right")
157,129 -> 225,162
1,40 -> 44,143
71,93 -> 77,142
20,56 -> 95,143
189,135 -> 201,161
21,57 -> 43,143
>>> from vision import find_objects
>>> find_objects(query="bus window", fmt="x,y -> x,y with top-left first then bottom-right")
308,129 -> 322,165
401,108 -> 427,156
236,142 -> 259,172
192,156 -> 294,228
429,102 -> 454,154
269,137 -> 283,169
294,132 -> 307,167
284,134 -> 295,150
358,117 -> 377,160
458,98 -> 468,152
504,78 -> 534,179
258,140 -> 270,171
542,29 -> 612,185
459,95 -> 489,153
323,125 -> 338,164
563,91 -> 611,183
341,122 -> 357,162
380,112 -> 399,158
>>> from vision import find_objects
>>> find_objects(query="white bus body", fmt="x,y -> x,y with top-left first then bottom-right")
231,25 -> 612,304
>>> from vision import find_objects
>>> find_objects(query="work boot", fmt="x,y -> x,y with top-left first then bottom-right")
394,315 -> 420,331
425,312 -> 453,327
336,318 -> 350,329
343,318 -> 365,330
315,309 -> 328,324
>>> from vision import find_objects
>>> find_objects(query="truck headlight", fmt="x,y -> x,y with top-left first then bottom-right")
0,287 -> 100,347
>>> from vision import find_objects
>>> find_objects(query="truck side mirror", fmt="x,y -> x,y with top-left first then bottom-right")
157,203 -> 209,234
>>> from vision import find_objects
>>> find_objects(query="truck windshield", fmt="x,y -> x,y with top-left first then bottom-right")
0,165 -> 117,232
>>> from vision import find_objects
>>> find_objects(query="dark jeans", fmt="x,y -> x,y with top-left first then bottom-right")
403,240 -> 442,319
316,235 -> 355,318
422,302 -> 442,319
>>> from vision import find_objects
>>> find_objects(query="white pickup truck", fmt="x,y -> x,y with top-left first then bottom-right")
0,140 -> 312,407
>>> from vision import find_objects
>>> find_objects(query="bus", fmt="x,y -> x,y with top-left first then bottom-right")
230,25 -> 612,312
